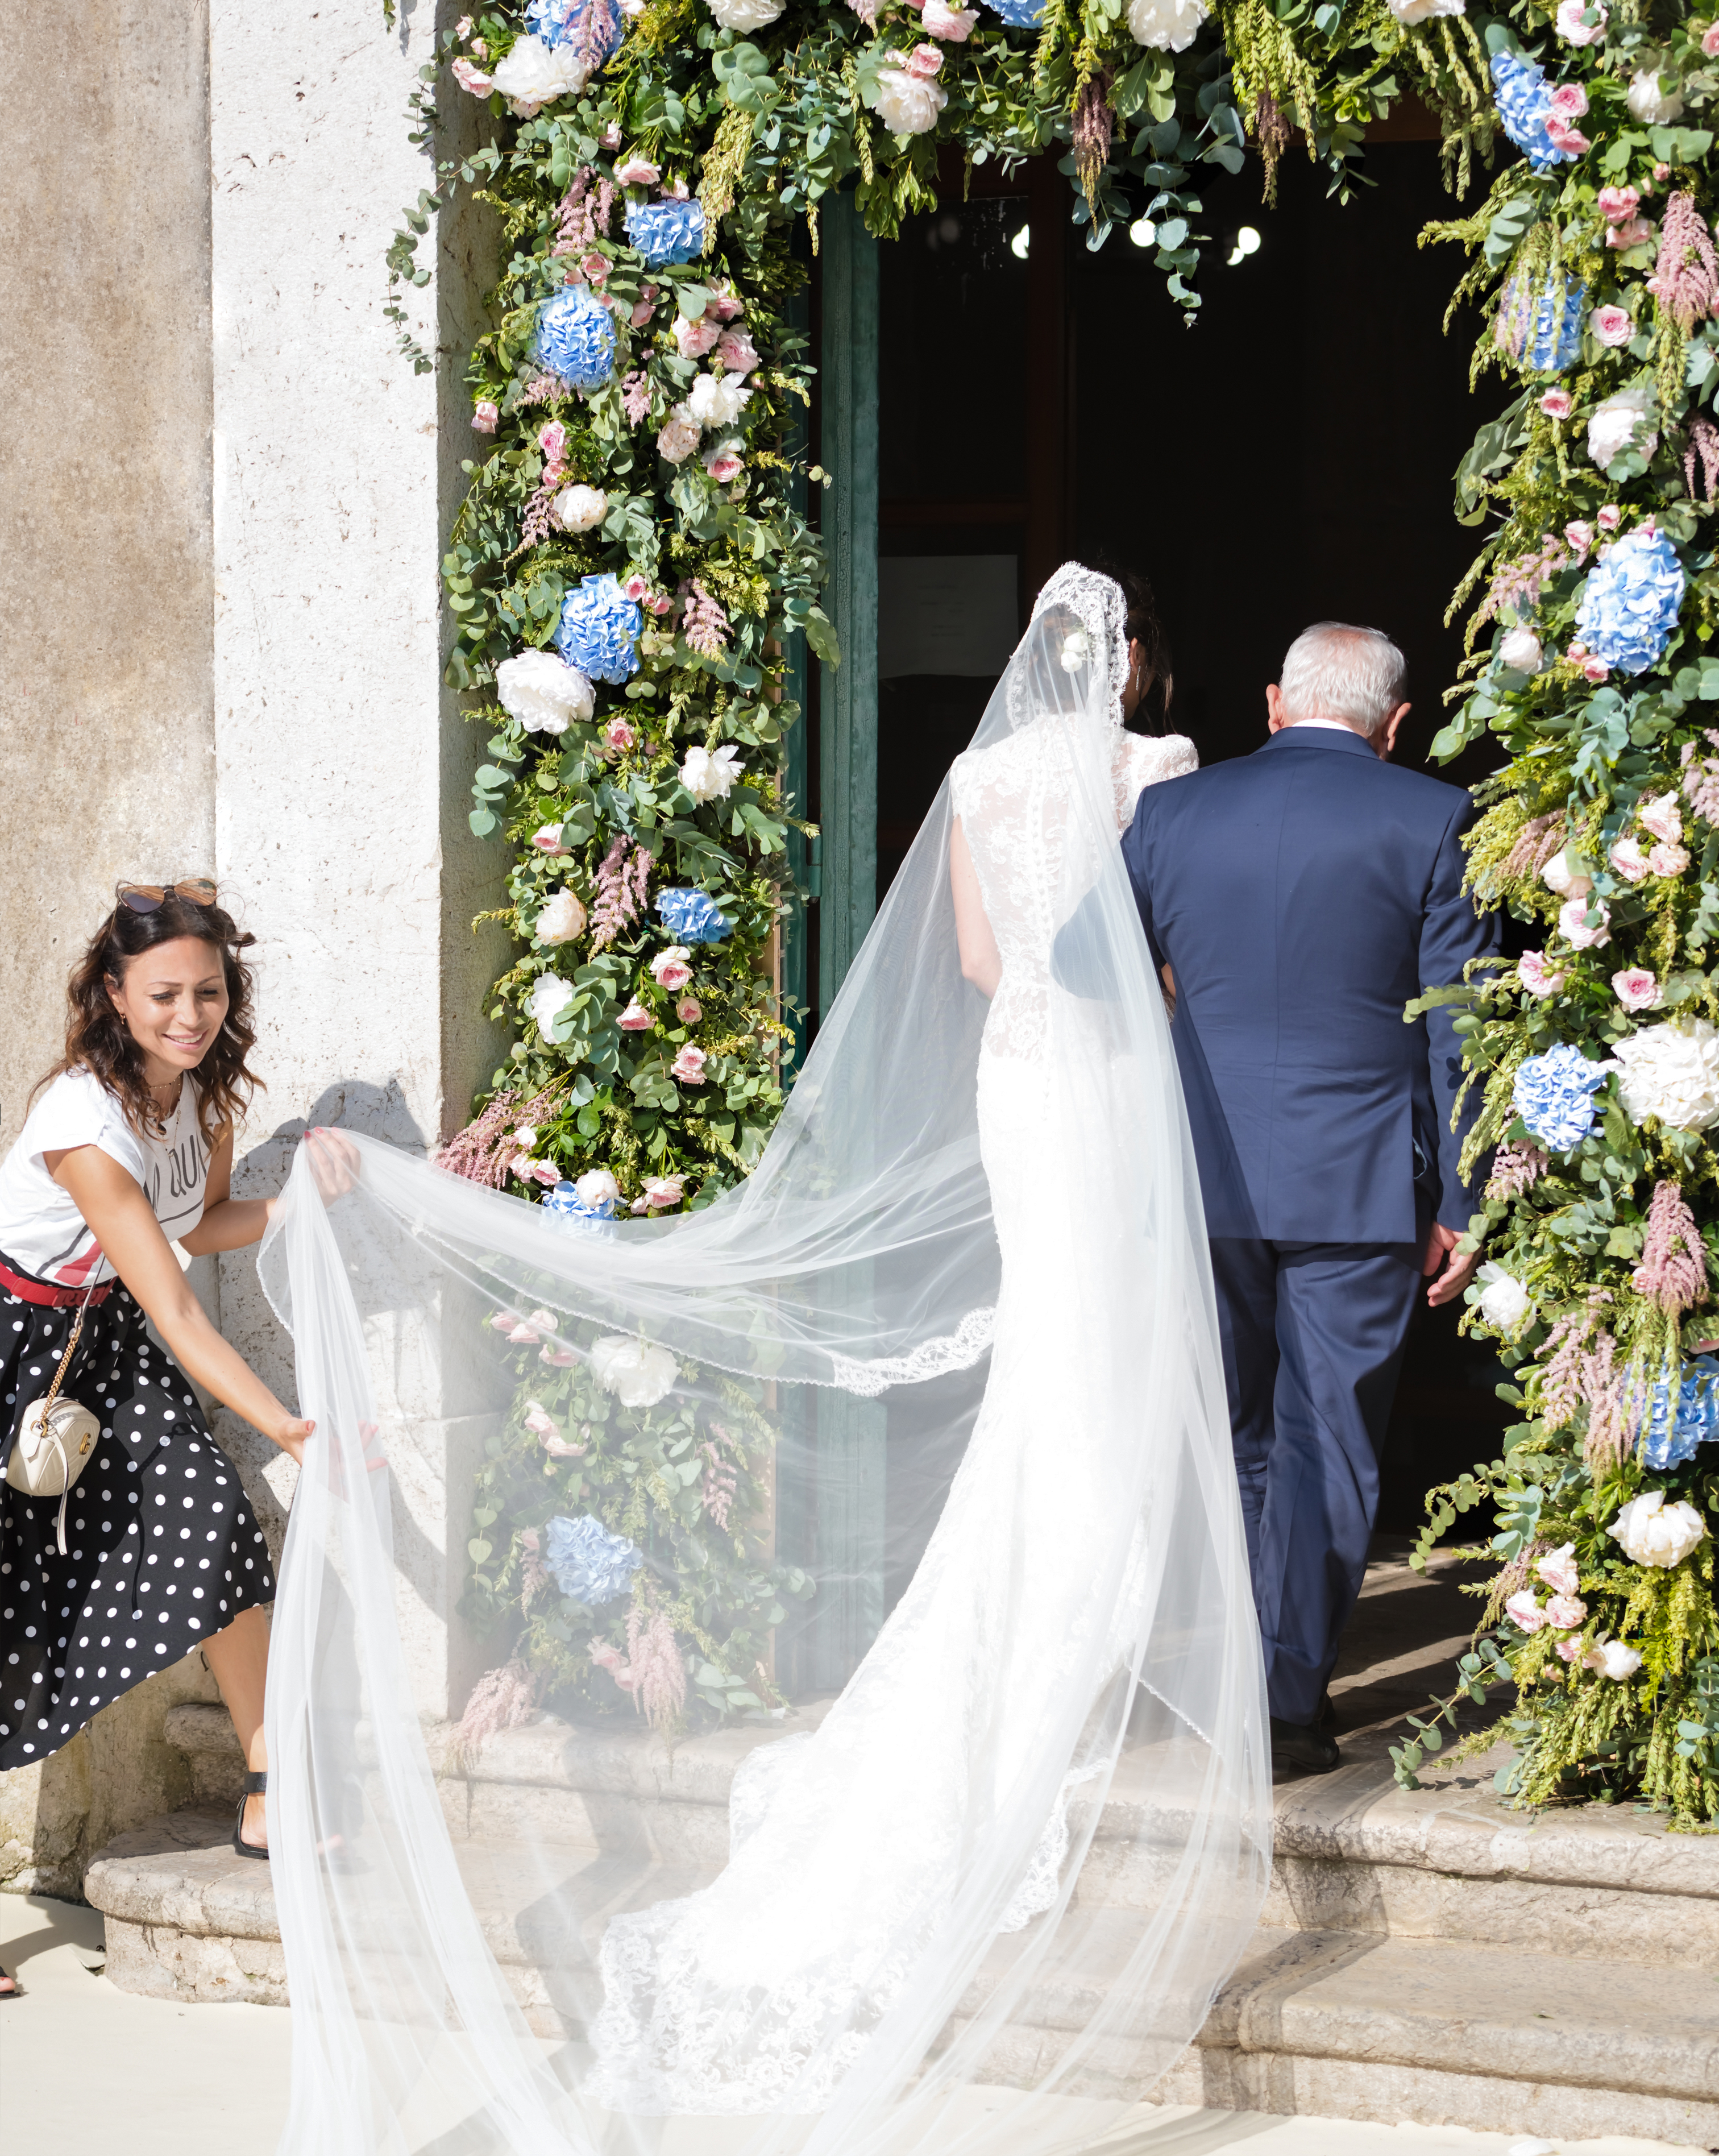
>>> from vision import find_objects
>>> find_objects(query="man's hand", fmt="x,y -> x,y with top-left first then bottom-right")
1423,1222 -> 1480,1308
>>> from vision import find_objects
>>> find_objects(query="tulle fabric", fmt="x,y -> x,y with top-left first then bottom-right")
259,568 -> 1272,2156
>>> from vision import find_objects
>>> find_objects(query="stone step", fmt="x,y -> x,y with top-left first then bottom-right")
82,1805 -> 285,2005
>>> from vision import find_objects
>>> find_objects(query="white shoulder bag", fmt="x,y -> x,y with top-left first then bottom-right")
5,1278 -> 102,1555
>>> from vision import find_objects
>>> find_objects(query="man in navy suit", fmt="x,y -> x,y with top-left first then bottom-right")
1122,623 -> 1499,1773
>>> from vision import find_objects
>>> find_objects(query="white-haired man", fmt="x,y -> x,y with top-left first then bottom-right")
1122,621 -> 1500,1773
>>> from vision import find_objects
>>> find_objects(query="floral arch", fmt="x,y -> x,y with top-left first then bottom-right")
392,0 -> 1719,1821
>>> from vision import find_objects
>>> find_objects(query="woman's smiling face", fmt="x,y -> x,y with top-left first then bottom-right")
107,935 -> 229,1088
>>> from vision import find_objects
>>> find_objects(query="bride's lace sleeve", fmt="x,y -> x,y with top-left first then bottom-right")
1112,731 -> 1198,830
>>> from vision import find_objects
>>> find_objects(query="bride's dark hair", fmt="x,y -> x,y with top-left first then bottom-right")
36,887 -> 263,1145
1086,554 -> 1173,736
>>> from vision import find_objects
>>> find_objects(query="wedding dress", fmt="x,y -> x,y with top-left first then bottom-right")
259,566 -> 1270,2156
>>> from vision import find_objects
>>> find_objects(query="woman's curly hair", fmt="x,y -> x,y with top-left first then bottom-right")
36,886 -> 263,1145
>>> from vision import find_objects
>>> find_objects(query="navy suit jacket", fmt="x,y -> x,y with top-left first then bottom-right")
1121,725 -> 1500,1243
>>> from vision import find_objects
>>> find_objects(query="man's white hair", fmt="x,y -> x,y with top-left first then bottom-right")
1278,622 -> 1407,737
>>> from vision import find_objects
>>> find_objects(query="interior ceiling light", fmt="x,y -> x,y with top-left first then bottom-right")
1129,217 -> 1157,248
1010,224 -> 1030,260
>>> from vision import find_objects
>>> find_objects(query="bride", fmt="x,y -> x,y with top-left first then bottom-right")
262,564 -> 1270,2156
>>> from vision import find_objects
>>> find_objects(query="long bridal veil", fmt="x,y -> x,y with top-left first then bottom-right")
259,565 -> 1270,2156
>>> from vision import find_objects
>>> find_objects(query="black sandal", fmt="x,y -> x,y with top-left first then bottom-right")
232,1769 -> 269,1861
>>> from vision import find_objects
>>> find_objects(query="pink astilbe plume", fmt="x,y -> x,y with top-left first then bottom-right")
1581,1328 -> 1637,1471
1487,1141 -> 1550,1199
701,1437 -> 738,1533
1480,536 -> 1569,625
438,1085 -> 560,1187
624,1598 -> 687,1730
518,372 -> 570,410
1648,192 -> 1719,332
451,1657 -> 537,1769
679,579 -> 730,658
1686,414 -> 1719,505
1072,69 -> 1116,207
1682,728 -> 1719,824
590,835 -> 655,950
575,0 -> 625,85
518,1527 -> 550,1615
621,370 -> 652,426
1634,1179 -> 1710,1313
1502,811 -> 1567,881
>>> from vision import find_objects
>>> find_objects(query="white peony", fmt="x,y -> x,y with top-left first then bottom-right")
1626,68 -> 1684,124
529,972 -> 575,1037
1386,0 -> 1463,22
1555,0 -> 1606,40
553,484 -> 608,534
1541,852 -> 1593,900
537,888 -> 587,944
1476,1264 -> 1533,1333
1609,1489 -> 1707,1568
491,33 -> 588,115
1126,0 -> 1211,51
575,1167 -> 620,1208
496,648 -> 595,733
1586,385 -> 1657,472
1583,1636 -> 1644,1681
706,0 -> 784,26
1612,1016 -> 1719,1131
1498,626 -> 1543,674
687,372 -> 753,428
874,67 -> 948,135
590,1334 -> 680,1407
657,407 -> 703,465
680,743 -> 744,802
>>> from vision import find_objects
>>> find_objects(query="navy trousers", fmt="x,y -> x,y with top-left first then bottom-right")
1209,1236 -> 1424,1727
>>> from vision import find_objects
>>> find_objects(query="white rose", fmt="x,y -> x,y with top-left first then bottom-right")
1476,1263 -> 1533,1333
1126,0 -> 1211,50
1626,68 -> 1684,124
490,32 -> 588,115
496,648 -> 595,733
1498,627 -> 1543,674
553,484 -> 608,534
687,373 -> 752,428
1609,1489 -> 1708,1568
1583,1636 -> 1643,1681
680,743 -> 744,802
657,407 -> 703,465
706,0 -> 784,26
1386,0 -> 1463,21
590,1334 -> 680,1407
537,888 -> 587,944
529,972 -> 575,1036
575,1167 -> 620,1208
874,67 -> 948,135
1059,629 -> 1092,673
1586,384 -> 1657,472
1555,0 -> 1606,40
1541,852 -> 1593,899
1612,1016 -> 1719,1131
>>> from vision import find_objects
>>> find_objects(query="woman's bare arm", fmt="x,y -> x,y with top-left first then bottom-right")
178,1128 -> 273,1257
47,1145 -> 310,1463
950,817 -> 1002,1000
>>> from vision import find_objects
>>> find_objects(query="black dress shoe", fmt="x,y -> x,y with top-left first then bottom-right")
1270,1715 -> 1342,1773
1316,1690 -> 1336,1728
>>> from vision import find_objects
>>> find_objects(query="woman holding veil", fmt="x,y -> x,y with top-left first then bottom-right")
263,564 -> 1271,2155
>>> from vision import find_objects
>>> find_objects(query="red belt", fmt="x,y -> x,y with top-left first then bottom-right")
0,1254 -> 114,1308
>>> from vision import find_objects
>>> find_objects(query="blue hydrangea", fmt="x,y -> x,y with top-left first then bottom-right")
983,0 -> 1048,19
1574,526 -> 1686,677
1489,51 -> 1577,173
624,199 -> 706,268
655,888 -> 732,944
554,574 -> 641,684
1513,1041 -> 1614,1152
545,1513 -> 643,1604
1638,1355 -> 1719,1470
531,288 -> 617,392
543,1180 -> 618,1240
526,0 -> 624,61
1497,270 -> 1585,374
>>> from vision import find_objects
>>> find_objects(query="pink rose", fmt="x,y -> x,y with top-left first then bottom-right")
1596,185 -> 1640,224
1505,1590 -> 1548,1633
614,155 -> 660,185
538,1345 -> 578,1367
705,285 -> 745,322
715,326 -> 759,375
542,1430 -> 584,1457
1704,26 -> 1719,57
1550,82 -> 1589,119
1639,791 -> 1683,843
452,56 -> 495,94
646,590 -> 674,615
508,1319 -> 541,1345
1545,117 -> 1591,155
1655,161 -> 1672,180
1560,895 -> 1611,948
676,996 -> 702,1025
538,420 -> 568,464
580,252 -> 610,287
1555,0 -> 1606,42
665,177 -> 690,200
1556,1636 -> 1585,1662
1608,216 -> 1655,249
1565,521 -> 1595,555
526,1159 -> 560,1186
1546,1593 -> 1589,1630
704,447 -> 744,484
1609,835 -> 1650,882
670,1044 -> 708,1084
904,42 -> 945,76
1589,304 -> 1634,346
921,0 -> 979,33
1536,1543 -> 1581,1597
630,286 -> 658,327
622,574 -> 650,603
657,412 -> 701,465
1597,503 -> 1622,531
455,12 -> 474,31
532,825 -> 570,855
674,314 -> 723,359
1650,840 -> 1691,877
524,1402 -> 559,1438
488,1309 -> 523,1333
1540,389 -> 1573,420
472,399 -> 500,433
1613,967 -> 1662,1011
603,716 -> 637,753
601,122 -> 622,149
651,947 -> 694,991
642,1173 -> 687,1209
618,1001 -> 655,1032
1581,656 -> 1610,682
1519,950 -> 1568,999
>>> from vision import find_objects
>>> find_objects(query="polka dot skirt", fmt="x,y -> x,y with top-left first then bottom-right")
0,1283 -> 273,1772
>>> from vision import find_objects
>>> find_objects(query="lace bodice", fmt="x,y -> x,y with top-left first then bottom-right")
951,728 -> 1197,1063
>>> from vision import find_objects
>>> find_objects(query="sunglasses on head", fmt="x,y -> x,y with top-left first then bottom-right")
118,880 -> 220,916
